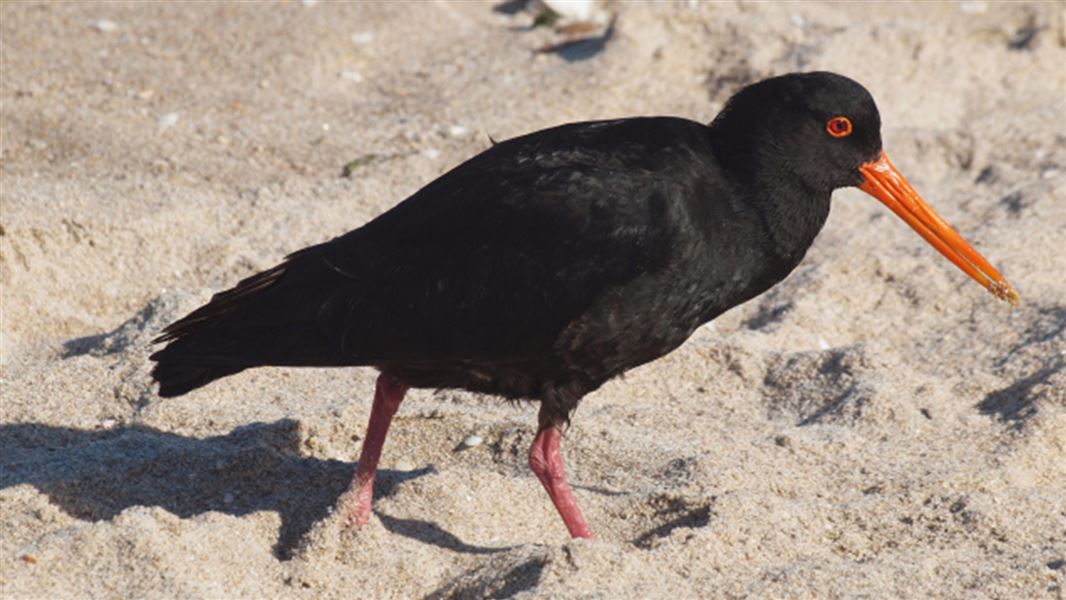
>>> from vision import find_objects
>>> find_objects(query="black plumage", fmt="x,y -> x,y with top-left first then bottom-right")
150,72 -> 1014,537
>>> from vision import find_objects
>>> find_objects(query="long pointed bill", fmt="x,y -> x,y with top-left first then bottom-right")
858,151 -> 1019,306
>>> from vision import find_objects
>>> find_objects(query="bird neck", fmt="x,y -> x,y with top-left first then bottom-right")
708,130 -> 833,265
750,177 -> 832,267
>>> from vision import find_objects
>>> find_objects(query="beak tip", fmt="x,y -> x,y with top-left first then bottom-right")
991,281 -> 1021,307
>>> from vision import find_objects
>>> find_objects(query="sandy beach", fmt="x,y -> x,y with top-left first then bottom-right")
2,1 -> 1064,598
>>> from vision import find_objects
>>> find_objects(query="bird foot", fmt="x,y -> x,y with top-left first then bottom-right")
341,502 -> 371,528
339,475 -> 376,528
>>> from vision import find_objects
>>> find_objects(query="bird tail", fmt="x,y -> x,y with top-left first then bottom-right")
149,263 -> 289,397
150,361 -> 246,398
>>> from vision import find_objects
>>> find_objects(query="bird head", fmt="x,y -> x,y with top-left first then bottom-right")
713,71 -> 1019,306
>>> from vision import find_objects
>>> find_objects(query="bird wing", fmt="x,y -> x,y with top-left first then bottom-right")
306,118 -> 708,366
154,117 -> 713,372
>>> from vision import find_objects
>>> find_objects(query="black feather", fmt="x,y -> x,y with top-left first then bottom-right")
150,72 -> 887,424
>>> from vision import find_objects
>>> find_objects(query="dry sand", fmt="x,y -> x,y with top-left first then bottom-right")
2,1 -> 1065,598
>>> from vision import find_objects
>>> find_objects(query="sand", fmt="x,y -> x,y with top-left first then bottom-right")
1,1 -> 1064,598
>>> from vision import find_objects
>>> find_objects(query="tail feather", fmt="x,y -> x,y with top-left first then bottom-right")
151,260 -> 293,396
151,361 -> 246,398
154,262 -> 288,344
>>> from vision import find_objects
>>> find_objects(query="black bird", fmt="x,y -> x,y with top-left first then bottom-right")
151,72 -> 1018,539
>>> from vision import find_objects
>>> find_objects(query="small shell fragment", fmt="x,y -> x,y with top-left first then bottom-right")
542,0 -> 598,22
340,70 -> 363,83
158,112 -> 179,130
350,32 -> 374,45
461,434 -> 483,448
91,19 -> 118,33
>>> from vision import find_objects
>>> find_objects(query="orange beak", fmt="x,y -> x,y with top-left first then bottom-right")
858,151 -> 1019,306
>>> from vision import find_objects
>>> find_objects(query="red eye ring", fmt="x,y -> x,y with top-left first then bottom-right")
826,116 -> 852,138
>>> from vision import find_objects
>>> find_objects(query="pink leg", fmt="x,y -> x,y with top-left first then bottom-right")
342,373 -> 408,527
528,410 -> 594,539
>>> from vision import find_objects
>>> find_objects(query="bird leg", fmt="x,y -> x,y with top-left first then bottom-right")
342,373 -> 408,527
528,407 -> 594,539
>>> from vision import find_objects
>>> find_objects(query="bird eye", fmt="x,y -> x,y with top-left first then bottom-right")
826,116 -> 853,138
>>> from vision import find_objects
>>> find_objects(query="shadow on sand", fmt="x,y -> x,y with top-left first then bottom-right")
0,419 -> 449,558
